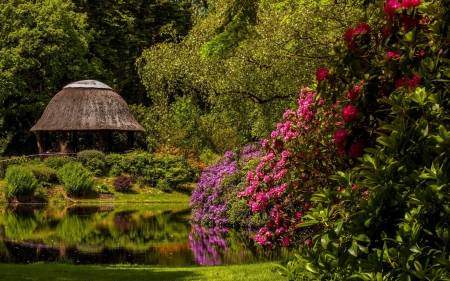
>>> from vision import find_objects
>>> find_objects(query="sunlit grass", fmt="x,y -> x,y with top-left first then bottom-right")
0,262 -> 282,281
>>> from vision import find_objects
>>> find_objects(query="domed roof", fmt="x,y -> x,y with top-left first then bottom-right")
30,80 -> 144,132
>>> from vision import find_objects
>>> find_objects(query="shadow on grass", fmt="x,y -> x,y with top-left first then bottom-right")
0,264 -> 200,281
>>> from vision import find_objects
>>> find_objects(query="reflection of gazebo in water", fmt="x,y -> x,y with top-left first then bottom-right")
30,80 -> 144,155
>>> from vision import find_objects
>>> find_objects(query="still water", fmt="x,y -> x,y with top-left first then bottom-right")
0,204 -> 294,266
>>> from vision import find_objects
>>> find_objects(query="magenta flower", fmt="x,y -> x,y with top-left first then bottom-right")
402,0 -> 421,9
349,142 -> 364,158
353,22 -> 371,34
316,68 -> 329,82
419,50 -> 426,56
342,105 -> 358,123
282,236 -> 290,247
347,86 -> 360,100
343,28 -> 355,42
384,0 -> 401,16
305,239 -> 312,245
334,129 -> 348,146
338,147 -> 346,156
386,51 -> 400,60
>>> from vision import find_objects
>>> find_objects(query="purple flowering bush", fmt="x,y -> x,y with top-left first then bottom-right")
190,144 -> 262,228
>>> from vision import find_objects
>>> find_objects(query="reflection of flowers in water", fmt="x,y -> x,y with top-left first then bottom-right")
189,225 -> 228,266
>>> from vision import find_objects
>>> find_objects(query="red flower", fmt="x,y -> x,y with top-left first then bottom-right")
347,42 -> 357,51
354,22 -> 371,34
334,129 -> 348,146
403,17 -> 420,31
402,0 -> 421,9
347,86 -> 360,100
386,51 -> 400,59
384,0 -> 401,16
395,75 -> 421,89
343,28 -> 355,42
349,142 -> 364,159
342,105 -> 358,123
316,68 -> 329,82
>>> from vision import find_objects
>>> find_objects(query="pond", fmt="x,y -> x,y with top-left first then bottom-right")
0,204 -> 295,266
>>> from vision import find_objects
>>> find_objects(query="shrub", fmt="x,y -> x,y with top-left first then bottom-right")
25,165 -> 57,185
57,162 -> 93,197
4,166 -> 37,200
156,178 -> 172,192
113,175 -> 132,192
77,150 -> 105,165
190,144 -> 262,228
105,153 -> 124,167
95,184 -> 112,194
43,156 -> 74,170
85,158 -> 105,176
108,165 -> 124,177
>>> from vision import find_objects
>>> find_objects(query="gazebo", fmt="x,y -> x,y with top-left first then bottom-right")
30,80 -> 144,155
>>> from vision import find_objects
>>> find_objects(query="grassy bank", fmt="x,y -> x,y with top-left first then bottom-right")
0,177 -> 192,204
0,262 -> 281,281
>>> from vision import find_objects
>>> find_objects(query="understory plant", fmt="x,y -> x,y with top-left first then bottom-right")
4,166 -> 37,200
276,0 -> 450,280
57,162 -> 93,197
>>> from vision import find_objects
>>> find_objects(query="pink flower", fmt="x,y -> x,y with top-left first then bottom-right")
419,50 -> 426,56
384,0 -> 401,16
395,75 -> 420,89
347,86 -> 360,100
305,239 -> 312,245
354,22 -> 371,34
343,28 -> 355,42
342,105 -> 358,123
282,236 -> 290,247
386,51 -> 400,60
334,129 -> 348,146
333,102 -> 339,107
338,147 -> 346,156
316,68 -> 329,82
304,203 -> 310,211
403,17 -> 420,31
271,131 -> 278,139
402,0 -> 421,9
349,142 -> 364,158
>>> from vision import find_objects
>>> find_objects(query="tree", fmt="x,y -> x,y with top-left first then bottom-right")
137,0 -> 363,153
0,0 -> 93,155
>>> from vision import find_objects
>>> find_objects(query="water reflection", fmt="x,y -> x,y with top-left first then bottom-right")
0,204 -> 294,266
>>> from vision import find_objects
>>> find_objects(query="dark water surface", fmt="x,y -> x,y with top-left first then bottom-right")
0,204 -> 294,266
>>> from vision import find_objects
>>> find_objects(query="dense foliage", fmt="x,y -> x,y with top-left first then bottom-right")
136,0 -> 362,154
272,0 -> 450,280
57,162 -> 93,197
4,166 -> 37,201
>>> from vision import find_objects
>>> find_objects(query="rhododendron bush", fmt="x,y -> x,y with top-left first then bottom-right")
238,88 -> 351,247
275,0 -> 450,280
190,144 -> 262,228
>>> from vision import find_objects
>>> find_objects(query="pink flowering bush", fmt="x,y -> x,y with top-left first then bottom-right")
238,88 -> 349,247
277,0 -> 450,280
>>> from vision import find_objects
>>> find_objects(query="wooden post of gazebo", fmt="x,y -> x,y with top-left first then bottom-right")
107,131 -> 112,152
60,132 -> 67,154
127,131 -> 134,150
98,131 -> 104,151
38,131 -> 46,160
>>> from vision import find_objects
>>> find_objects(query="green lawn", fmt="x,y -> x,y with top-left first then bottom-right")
0,263 -> 282,281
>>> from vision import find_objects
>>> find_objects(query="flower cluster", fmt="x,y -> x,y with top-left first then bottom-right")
315,68 -> 329,82
395,74 -> 421,89
343,22 -> 371,50
190,144 -> 262,228
239,88 -> 348,247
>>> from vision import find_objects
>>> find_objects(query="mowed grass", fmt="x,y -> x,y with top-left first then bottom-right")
0,262 -> 282,281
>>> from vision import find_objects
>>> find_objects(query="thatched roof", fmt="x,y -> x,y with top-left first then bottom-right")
30,80 -> 144,132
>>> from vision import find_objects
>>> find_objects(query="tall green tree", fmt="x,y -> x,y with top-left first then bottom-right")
73,0 -> 192,104
137,0 -> 363,153
0,0 -> 93,155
